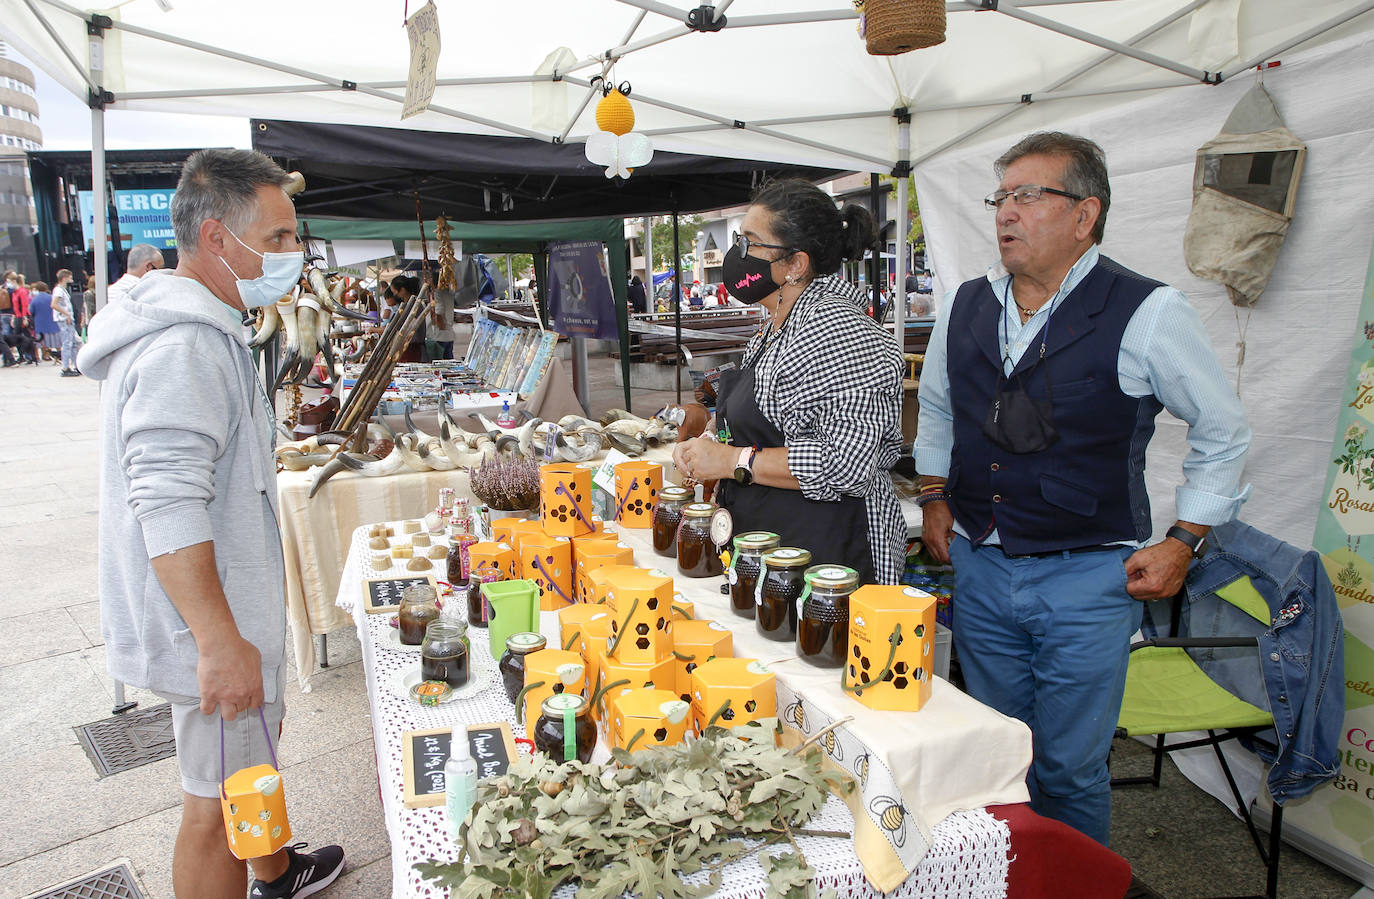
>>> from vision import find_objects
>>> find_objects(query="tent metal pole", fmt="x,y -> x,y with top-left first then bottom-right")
614,0 -> 687,20
22,0 -> 97,94
713,0 -> 736,19
910,77 -> 1196,113
566,24 -> 692,74
1222,0 -> 1374,79
89,24 -> 108,312
870,176 -> 883,322
893,119 -> 910,352
672,210 -> 682,405
988,2 -> 1211,82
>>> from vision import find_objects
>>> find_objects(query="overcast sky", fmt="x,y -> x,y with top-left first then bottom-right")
11,46 -> 251,151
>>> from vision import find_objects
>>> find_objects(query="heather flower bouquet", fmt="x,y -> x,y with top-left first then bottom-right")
469,456 -> 541,512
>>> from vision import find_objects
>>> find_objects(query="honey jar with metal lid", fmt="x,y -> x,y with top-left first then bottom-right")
755,547 -> 811,642
533,692 -> 597,763
498,632 -> 547,704
728,531 -> 781,620
652,486 -> 695,557
797,564 -> 857,668
676,502 -> 723,578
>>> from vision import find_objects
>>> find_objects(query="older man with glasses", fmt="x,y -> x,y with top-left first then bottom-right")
915,131 -> 1251,846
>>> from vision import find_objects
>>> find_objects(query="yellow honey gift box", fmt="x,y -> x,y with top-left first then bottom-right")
519,648 -> 587,739
586,563 -> 641,605
491,518 -> 523,550
467,541 -> 518,580
590,649 -> 676,725
219,712 -> 291,860
604,567 -> 675,664
844,584 -> 937,712
540,463 -> 596,538
520,533 -> 575,610
575,540 -> 636,603
558,602 -> 610,657
613,460 -> 663,528
671,619 -> 734,702
690,658 -> 777,733
669,595 -> 695,621
609,688 -> 692,751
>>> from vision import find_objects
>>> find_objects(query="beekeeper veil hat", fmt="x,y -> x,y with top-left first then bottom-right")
1183,83 -> 1306,307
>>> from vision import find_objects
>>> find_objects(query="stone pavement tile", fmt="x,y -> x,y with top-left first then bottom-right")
60,429 -> 100,441
66,599 -> 102,646
0,605 -> 94,668
277,737 -> 392,878
0,803 -> 182,899
0,740 -> 183,868
277,659 -> 374,762
0,483 -> 65,507
329,854 -> 397,898
0,649 -> 136,754
4,499 -> 98,528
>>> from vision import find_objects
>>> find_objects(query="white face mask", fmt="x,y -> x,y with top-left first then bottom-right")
219,226 -> 303,309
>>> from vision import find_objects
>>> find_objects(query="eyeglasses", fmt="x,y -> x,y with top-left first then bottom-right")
732,232 -> 795,257
983,185 -> 1084,210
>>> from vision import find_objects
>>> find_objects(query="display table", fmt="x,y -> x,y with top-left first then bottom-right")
337,519 -> 1041,898
277,357 -> 593,684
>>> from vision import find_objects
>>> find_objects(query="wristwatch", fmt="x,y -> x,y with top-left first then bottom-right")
733,446 -> 758,486
1165,525 -> 1207,556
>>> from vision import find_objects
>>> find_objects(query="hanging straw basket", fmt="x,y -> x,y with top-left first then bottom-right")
864,0 -> 946,55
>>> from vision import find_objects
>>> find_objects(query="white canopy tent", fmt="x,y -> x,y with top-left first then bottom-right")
3,0 -> 1373,328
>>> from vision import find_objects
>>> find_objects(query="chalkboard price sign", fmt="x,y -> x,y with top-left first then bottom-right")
401,722 -> 518,808
362,573 -> 439,615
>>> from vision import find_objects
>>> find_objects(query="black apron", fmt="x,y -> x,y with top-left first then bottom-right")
714,360 -> 875,583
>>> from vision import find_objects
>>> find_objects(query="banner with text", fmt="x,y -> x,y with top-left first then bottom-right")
548,240 -> 617,341
78,189 -> 177,252
1291,236 -> 1374,875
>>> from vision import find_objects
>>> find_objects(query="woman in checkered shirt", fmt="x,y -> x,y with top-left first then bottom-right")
672,179 -> 906,584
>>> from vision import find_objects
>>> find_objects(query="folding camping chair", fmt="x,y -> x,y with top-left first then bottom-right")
1113,576 -> 1283,899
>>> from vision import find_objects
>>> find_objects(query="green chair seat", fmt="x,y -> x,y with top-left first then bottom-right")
1118,646 -> 1273,737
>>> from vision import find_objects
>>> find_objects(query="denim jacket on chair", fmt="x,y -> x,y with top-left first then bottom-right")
1180,519 -> 1345,804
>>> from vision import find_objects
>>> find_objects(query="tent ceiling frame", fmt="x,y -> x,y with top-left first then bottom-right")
1221,0 -> 1374,79
22,0 -> 96,95
912,0 -> 1212,167
986,0 -> 1213,82
559,9 -> 647,143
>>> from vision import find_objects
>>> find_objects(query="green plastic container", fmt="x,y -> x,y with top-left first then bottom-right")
481,579 -> 541,658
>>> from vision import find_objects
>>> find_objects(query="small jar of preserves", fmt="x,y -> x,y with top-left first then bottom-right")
498,632 -> 547,704
420,620 -> 470,688
676,502 -> 723,578
756,548 -> 811,642
728,532 -> 780,620
466,567 -> 505,628
533,693 -> 597,763
797,565 -> 857,668
652,486 -> 694,556
398,583 -> 441,645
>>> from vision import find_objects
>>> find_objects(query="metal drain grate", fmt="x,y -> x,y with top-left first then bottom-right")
74,703 -> 176,777
23,861 -> 146,899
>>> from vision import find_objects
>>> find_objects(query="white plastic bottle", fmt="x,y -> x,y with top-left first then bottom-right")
445,731 -> 478,837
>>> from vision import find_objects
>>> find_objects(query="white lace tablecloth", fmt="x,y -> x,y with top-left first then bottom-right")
337,521 -> 1016,898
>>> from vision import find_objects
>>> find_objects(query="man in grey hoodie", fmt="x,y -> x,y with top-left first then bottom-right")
80,149 -> 344,899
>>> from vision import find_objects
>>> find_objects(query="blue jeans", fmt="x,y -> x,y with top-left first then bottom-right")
950,536 -> 1142,845
59,322 -> 76,370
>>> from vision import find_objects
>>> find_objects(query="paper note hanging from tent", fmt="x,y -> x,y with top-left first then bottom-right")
402,1 -> 441,120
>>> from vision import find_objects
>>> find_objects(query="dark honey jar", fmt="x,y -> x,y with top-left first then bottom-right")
420,620 -> 470,688
533,693 -> 597,763
756,548 -> 811,642
676,502 -> 723,578
498,632 -> 547,704
652,486 -> 694,557
797,565 -> 857,668
728,531 -> 780,620
397,583 -> 440,645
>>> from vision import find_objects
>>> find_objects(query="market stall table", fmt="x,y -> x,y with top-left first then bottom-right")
277,356 -> 589,682
337,519 -> 1042,898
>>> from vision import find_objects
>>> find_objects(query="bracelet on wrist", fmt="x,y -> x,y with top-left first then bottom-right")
915,491 -> 950,508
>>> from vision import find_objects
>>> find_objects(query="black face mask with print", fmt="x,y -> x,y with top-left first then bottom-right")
982,363 -> 1059,454
721,244 -> 780,304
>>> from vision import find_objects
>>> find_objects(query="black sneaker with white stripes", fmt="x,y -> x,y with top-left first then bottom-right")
250,843 -> 345,899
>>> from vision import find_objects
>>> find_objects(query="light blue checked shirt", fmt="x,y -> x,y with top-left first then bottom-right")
916,246 -> 1250,544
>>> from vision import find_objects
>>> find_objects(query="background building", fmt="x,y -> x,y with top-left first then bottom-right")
0,42 -> 41,279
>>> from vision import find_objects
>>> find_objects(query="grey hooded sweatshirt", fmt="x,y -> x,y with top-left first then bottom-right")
79,269 -> 285,702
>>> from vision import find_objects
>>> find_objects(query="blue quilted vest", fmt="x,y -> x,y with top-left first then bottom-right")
946,257 -> 1163,555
